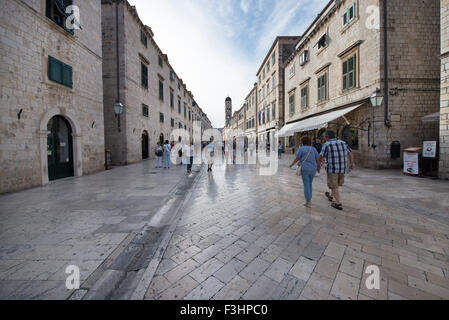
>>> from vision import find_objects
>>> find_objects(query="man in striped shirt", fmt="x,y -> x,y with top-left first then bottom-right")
319,130 -> 354,211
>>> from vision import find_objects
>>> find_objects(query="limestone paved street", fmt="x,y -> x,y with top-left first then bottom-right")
0,161 -> 201,300
145,157 -> 449,300
1,156 -> 449,300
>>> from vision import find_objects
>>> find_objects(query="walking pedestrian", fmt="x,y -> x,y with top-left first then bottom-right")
154,142 -> 163,168
319,130 -> 355,211
313,137 -> 323,154
163,140 -> 171,169
278,141 -> 283,159
289,136 -> 321,208
186,140 -> 194,174
206,137 -> 216,172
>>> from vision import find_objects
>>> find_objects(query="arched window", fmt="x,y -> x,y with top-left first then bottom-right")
342,125 -> 359,150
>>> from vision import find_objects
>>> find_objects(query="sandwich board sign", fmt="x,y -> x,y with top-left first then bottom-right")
422,141 -> 437,158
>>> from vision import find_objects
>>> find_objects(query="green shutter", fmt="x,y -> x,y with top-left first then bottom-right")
62,63 -> 73,88
49,56 -> 63,83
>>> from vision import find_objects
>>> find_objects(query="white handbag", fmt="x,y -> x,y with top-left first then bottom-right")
296,147 -> 313,177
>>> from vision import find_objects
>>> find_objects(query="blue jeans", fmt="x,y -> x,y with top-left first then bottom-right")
163,152 -> 170,168
301,170 -> 316,201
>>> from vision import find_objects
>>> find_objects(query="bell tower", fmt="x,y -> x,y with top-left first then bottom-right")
225,97 -> 232,126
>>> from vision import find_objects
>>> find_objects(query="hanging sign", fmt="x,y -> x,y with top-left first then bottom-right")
422,141 -> 437,158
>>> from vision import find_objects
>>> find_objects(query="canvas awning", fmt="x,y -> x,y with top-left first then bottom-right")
277,104 -> 363,137
422,112 -> 440,123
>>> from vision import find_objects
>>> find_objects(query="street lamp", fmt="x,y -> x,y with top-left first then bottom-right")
114,101 -> 124,132
370,88 -> 384,108
369,89 -> 383,149
114,101 -> 124,115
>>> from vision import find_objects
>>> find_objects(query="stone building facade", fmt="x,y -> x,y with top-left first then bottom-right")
101,0 -> 211,165
0,0 -> 105,193
283,0 -> 440,169
441,0 -> 449,179
244,84 -> 258,139
256,36 -> 301,149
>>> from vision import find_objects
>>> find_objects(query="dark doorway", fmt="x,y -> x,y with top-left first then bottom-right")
142,130 -> 149,160
47,116 -> 74,181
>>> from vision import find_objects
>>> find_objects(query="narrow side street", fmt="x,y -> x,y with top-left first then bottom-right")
0,162 -> 201,300
144,156 -> 449,300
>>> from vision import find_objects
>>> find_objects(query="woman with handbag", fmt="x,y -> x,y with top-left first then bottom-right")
155,142 -> 163,169
289,136 -> 321,208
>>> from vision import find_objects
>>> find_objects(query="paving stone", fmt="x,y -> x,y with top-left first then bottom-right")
144,275 -> 171,299
189,258 -> 224,283
241,275 -> 279,300
299,273 -> 333,300
154,258 -> 178,276
339,255 -> 364,279
214,259 -> 246,283
408,276 -> 449,299
236,245 -> 265,264
192,245 -> 222,264
215,244 -> 244,264
399,256 -> 444,277
213,275 -> 252,300
184,276 -> 225,300
157,275 -> 199,300
264,258 -> 294,283
270,274 -> 306,300
239,258 -> 271,283
330,272 -> 360,300
315,256 -> 339,279
388,279 -> 439,300
164,259 -> 200,284
289,256 -> 317,282
324,242 -> 346,262
170,246 -> 202,265
259,244 -> 284,263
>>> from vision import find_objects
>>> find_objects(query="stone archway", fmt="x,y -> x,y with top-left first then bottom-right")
39,108 -> 82,185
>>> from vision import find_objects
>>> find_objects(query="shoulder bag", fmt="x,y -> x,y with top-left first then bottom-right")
296,146 -> 313,177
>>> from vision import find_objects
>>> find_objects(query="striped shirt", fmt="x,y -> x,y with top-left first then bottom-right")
320,139 -> 352,174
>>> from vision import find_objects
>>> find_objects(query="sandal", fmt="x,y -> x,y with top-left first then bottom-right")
325,192 -> 334,202
331,202 -> 343,211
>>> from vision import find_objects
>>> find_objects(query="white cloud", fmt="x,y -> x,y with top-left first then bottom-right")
240,0 -> 251,14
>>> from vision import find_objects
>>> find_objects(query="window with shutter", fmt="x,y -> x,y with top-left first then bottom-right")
141,63 -> 148,89
159,80 -> 164,101
46,0 -> 74,34
141,30 -> 147,47
48,56 -> 72,88
343,54 -> 356,91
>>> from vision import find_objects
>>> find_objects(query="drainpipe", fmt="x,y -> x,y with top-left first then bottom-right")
383,0 -> 391,128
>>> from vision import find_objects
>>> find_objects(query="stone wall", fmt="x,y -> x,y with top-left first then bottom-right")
102,0 -> 201,165
441,0 -> 449,179
0,0 -> 104,193
283,0 -> 440,169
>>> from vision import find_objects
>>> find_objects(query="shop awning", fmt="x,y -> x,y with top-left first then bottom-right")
277,104 -> 363,137
422,112 -> 440,122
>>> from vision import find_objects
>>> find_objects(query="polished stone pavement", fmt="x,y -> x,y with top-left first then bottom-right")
1,155 -> 449,300
144,156 -> 449,300
0,160 -> 199,299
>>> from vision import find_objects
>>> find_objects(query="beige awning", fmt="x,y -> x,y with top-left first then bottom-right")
277,104 -> 362,137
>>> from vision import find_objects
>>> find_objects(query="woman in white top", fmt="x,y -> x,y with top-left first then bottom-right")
186,141 -> 194,174
163,140 -> 171,169
154,142 -> 163,168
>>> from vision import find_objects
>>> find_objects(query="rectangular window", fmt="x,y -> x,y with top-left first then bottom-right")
299,50 -> 309,66
46,0 -> 74,34
301,85 -> 308,109
271,52 -> 276,66
184,105 -> 187,118
267,81 -> 270,93
159,80 -> 164,101
266,107 -> 270,122
159,112 -> 164,123
142,104 -> 149,117
343,54 -> 356,91
141,62 -> 148,89
289,65 -> 295,77
343,2 -> 357,27
189,110 -> 191,121
158,55 -> 163,67
289,93 -> 295,114
272,102 -> 276,118
178,82 -> 181,90
272,74 -> 276,88
170,71 -> 175,81
178,100 -> 181,114
318,34 -> 327,50
266,62 -> 270,73
48,56 -> 73,88
171,118 -> 175,127
141,30 -> 147,47
263,69 -> 265,79
318,73 -> 327,102
170,91 -> 174,108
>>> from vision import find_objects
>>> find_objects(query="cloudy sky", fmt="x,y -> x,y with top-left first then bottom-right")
128,0 -> 325,128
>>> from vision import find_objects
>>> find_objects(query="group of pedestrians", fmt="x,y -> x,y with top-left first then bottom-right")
154,140 -> 195,173
289,130 -> 354,211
